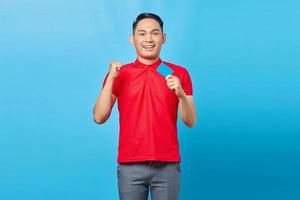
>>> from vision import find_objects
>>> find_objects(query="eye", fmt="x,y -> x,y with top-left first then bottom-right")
153,32 -> 160,35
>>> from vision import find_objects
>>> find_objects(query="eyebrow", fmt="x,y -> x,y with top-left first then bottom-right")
136,28 -> 161,33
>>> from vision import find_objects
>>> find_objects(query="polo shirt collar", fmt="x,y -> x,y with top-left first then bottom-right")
134,58 -> 162,69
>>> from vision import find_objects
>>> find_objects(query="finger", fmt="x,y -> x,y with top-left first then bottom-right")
167,81 -> 176,85
170,85 -> 177,90
169,86 -> 176,92
167,77 -> 178,83
165,74 -> 174,80
116,65 -> 123,71
167,79 -> 174,84
168,81 -> 178,88
167,82 -> 175,88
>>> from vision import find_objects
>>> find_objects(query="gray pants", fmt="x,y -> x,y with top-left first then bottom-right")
117,161 -> 181,200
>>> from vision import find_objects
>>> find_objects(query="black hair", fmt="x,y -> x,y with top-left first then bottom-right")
132,13 -> 164,34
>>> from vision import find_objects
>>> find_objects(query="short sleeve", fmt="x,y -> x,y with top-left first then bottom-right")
102,72 -> 120,97
181,69 -> 193,96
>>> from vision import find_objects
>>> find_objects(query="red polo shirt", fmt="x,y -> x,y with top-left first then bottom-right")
102,58 -> 193,163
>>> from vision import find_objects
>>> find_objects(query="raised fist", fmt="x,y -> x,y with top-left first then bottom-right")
108,61 -> 123,79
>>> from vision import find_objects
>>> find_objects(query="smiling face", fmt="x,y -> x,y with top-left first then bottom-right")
130,18 -> 166,64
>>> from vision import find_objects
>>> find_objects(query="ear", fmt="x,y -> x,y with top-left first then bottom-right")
162,33 -> 166,44
130,35 -> 134,45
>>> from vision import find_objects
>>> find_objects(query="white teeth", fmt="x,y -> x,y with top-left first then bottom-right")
143,46 -> 155,48
143,44 -> 155,51
143,45 -> 155,48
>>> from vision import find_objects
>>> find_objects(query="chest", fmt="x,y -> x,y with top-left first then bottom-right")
119,67 -> 179,104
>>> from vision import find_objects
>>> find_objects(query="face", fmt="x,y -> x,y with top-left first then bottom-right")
130,18 -> 166,63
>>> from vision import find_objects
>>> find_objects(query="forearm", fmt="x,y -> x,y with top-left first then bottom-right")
93,76 -> 115,124
178,94 -> 196,128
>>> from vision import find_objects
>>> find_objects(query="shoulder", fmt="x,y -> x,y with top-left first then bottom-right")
121,62 -> 134,70
117,62 -> 135,76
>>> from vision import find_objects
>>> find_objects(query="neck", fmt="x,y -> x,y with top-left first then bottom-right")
137,56 -> 160,65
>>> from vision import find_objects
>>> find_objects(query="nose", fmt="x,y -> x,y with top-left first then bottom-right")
145,34 -> 154,42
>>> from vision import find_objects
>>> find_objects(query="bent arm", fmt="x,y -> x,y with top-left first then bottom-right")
93,76 -> 117,124
178,95 -> 197,128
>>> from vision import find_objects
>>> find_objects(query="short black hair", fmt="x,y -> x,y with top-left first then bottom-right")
132,13 -> 164,34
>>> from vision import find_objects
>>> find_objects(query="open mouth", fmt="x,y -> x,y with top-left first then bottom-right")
142,44 -> 156,51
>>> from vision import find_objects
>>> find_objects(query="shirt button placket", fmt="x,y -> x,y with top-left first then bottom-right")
146,67 -> 149,83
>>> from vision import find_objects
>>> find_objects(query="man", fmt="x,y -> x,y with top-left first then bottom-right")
93,13 -> 196,200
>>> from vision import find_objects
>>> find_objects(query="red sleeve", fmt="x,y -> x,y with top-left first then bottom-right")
182,69 -> 193,96
102,72 -> 119,97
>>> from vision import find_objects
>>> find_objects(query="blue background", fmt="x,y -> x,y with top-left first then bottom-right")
1,0 -> 299,199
